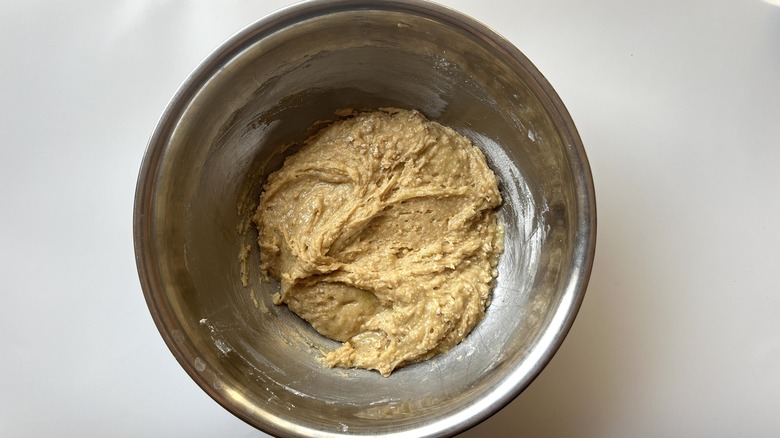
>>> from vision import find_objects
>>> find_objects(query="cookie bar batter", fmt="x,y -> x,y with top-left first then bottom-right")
253,108 -> 502,376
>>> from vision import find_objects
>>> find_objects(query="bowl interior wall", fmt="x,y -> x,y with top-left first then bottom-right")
146,7 -> 583,435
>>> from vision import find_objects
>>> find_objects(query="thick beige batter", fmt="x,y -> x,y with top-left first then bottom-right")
253,108 -> 503,376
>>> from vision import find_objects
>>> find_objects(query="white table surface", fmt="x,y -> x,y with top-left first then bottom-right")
2,0 -> 779,436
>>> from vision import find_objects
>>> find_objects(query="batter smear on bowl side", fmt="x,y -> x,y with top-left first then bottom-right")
252,108 -> 503,376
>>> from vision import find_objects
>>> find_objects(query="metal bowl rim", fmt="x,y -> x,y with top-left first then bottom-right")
133,0 -> 597,436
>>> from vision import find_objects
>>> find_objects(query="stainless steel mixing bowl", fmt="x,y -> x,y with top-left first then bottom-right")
134,0 -> 596,436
